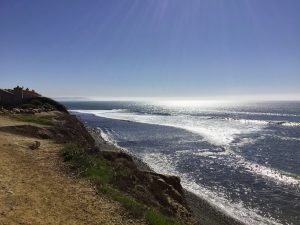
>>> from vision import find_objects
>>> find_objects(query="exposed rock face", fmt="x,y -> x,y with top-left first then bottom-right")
57,110 -> 194,223
52,113 -> 95,148
98,150 -> 193,224
1,96 -> 195,224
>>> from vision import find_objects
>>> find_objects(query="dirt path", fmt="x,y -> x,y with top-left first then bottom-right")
0,115 -> 145,225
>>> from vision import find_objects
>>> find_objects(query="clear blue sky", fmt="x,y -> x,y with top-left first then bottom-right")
1,0 -> 300,100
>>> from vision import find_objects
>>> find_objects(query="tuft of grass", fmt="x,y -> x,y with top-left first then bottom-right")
62,144 -> 113,184
61,144 -> 178,225
145,210 -> 179,225
13,114 -> 52,125
100,186 -> 145,217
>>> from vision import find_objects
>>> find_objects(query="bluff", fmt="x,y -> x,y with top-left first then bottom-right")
1,93 -> 195,225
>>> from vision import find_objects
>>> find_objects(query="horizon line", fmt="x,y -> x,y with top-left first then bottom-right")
52,94 -> 300,102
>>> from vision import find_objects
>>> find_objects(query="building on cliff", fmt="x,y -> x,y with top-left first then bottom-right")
0,86 -> 41,105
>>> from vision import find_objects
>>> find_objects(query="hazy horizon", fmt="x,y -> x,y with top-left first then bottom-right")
54,94 -> 300,102
1,1 -> 300,99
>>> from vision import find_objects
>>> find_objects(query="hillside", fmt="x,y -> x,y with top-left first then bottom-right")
0,98 -> 195,225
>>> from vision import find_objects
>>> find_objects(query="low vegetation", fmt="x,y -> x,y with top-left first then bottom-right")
12,114 -> 52,125
61,144 -> 179,225
145,210 -> 178,225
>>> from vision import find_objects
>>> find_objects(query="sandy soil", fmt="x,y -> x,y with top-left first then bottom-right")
0,115 -> 146,225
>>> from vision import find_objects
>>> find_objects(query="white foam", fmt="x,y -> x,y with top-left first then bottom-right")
96,127 -> 131,154
192,149 -> 231,157
226,118 -> 270,125
71,110 -> 265,146
142,152 -> 283,225
97,127 -> 116,145
87,114 -> 296,225
206,109 -> 300,117
282,121 -> 300,127
193,147 -> 300,187
265,134 -> 300,142
73,109 -> 300,185
234,155 -> 300,187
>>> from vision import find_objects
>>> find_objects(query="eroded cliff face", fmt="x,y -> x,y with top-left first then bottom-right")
56,108 -> 194,223
1,97 -> 195,224
97,150 -> 193,224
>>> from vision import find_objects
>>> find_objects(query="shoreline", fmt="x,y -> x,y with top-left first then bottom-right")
87,126 -> 246,225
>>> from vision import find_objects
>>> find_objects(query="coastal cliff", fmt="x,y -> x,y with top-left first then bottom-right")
1,94 -> 248,225
0,95 -> 195,225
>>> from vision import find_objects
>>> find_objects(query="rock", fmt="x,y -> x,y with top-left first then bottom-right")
12,108 -> 20,113
29,141 -> 41,150
96,150 -> 192,223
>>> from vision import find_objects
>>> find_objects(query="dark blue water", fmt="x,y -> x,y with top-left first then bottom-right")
63,100 -> 300,225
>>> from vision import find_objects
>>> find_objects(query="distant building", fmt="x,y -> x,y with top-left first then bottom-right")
0,86 -> 41,105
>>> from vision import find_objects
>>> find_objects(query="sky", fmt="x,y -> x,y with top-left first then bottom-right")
1,0 -> 300,100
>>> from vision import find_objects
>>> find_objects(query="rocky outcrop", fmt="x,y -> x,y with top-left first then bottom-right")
1,96 -> 195,224
53,113 -> 95,148
52,111 -> 194,223
97,150 -> 194,224
59,111 -> 194,223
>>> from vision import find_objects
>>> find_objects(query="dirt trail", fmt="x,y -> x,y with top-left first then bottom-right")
0,115 -> 145,225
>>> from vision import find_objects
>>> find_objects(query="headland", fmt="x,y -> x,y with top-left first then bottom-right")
0,87 -> 245,225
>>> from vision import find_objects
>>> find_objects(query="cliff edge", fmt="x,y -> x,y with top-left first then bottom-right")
0,95 -> 196,225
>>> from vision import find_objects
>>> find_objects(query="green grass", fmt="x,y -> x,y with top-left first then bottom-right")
12,114 -> 52,125
61,144 -> 179,225
100,186 -> 145,217
145,210 -> 179,225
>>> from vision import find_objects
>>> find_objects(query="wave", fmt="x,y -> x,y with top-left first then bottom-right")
225,118 -> 270,125
97,127 -> 116,145
178,148 -> 300,188
264,134 -> 300,142
74,107 -> 300,225
281,121 -> 300,127
72,109 -> 300,186
224,117 -> 300,127
203,109 -> 300,117
233,154 -> 300,187
142,152 -> 283,225
70,109 -> 265,146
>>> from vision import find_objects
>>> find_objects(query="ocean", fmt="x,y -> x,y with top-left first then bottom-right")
63,100 -> 300,225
